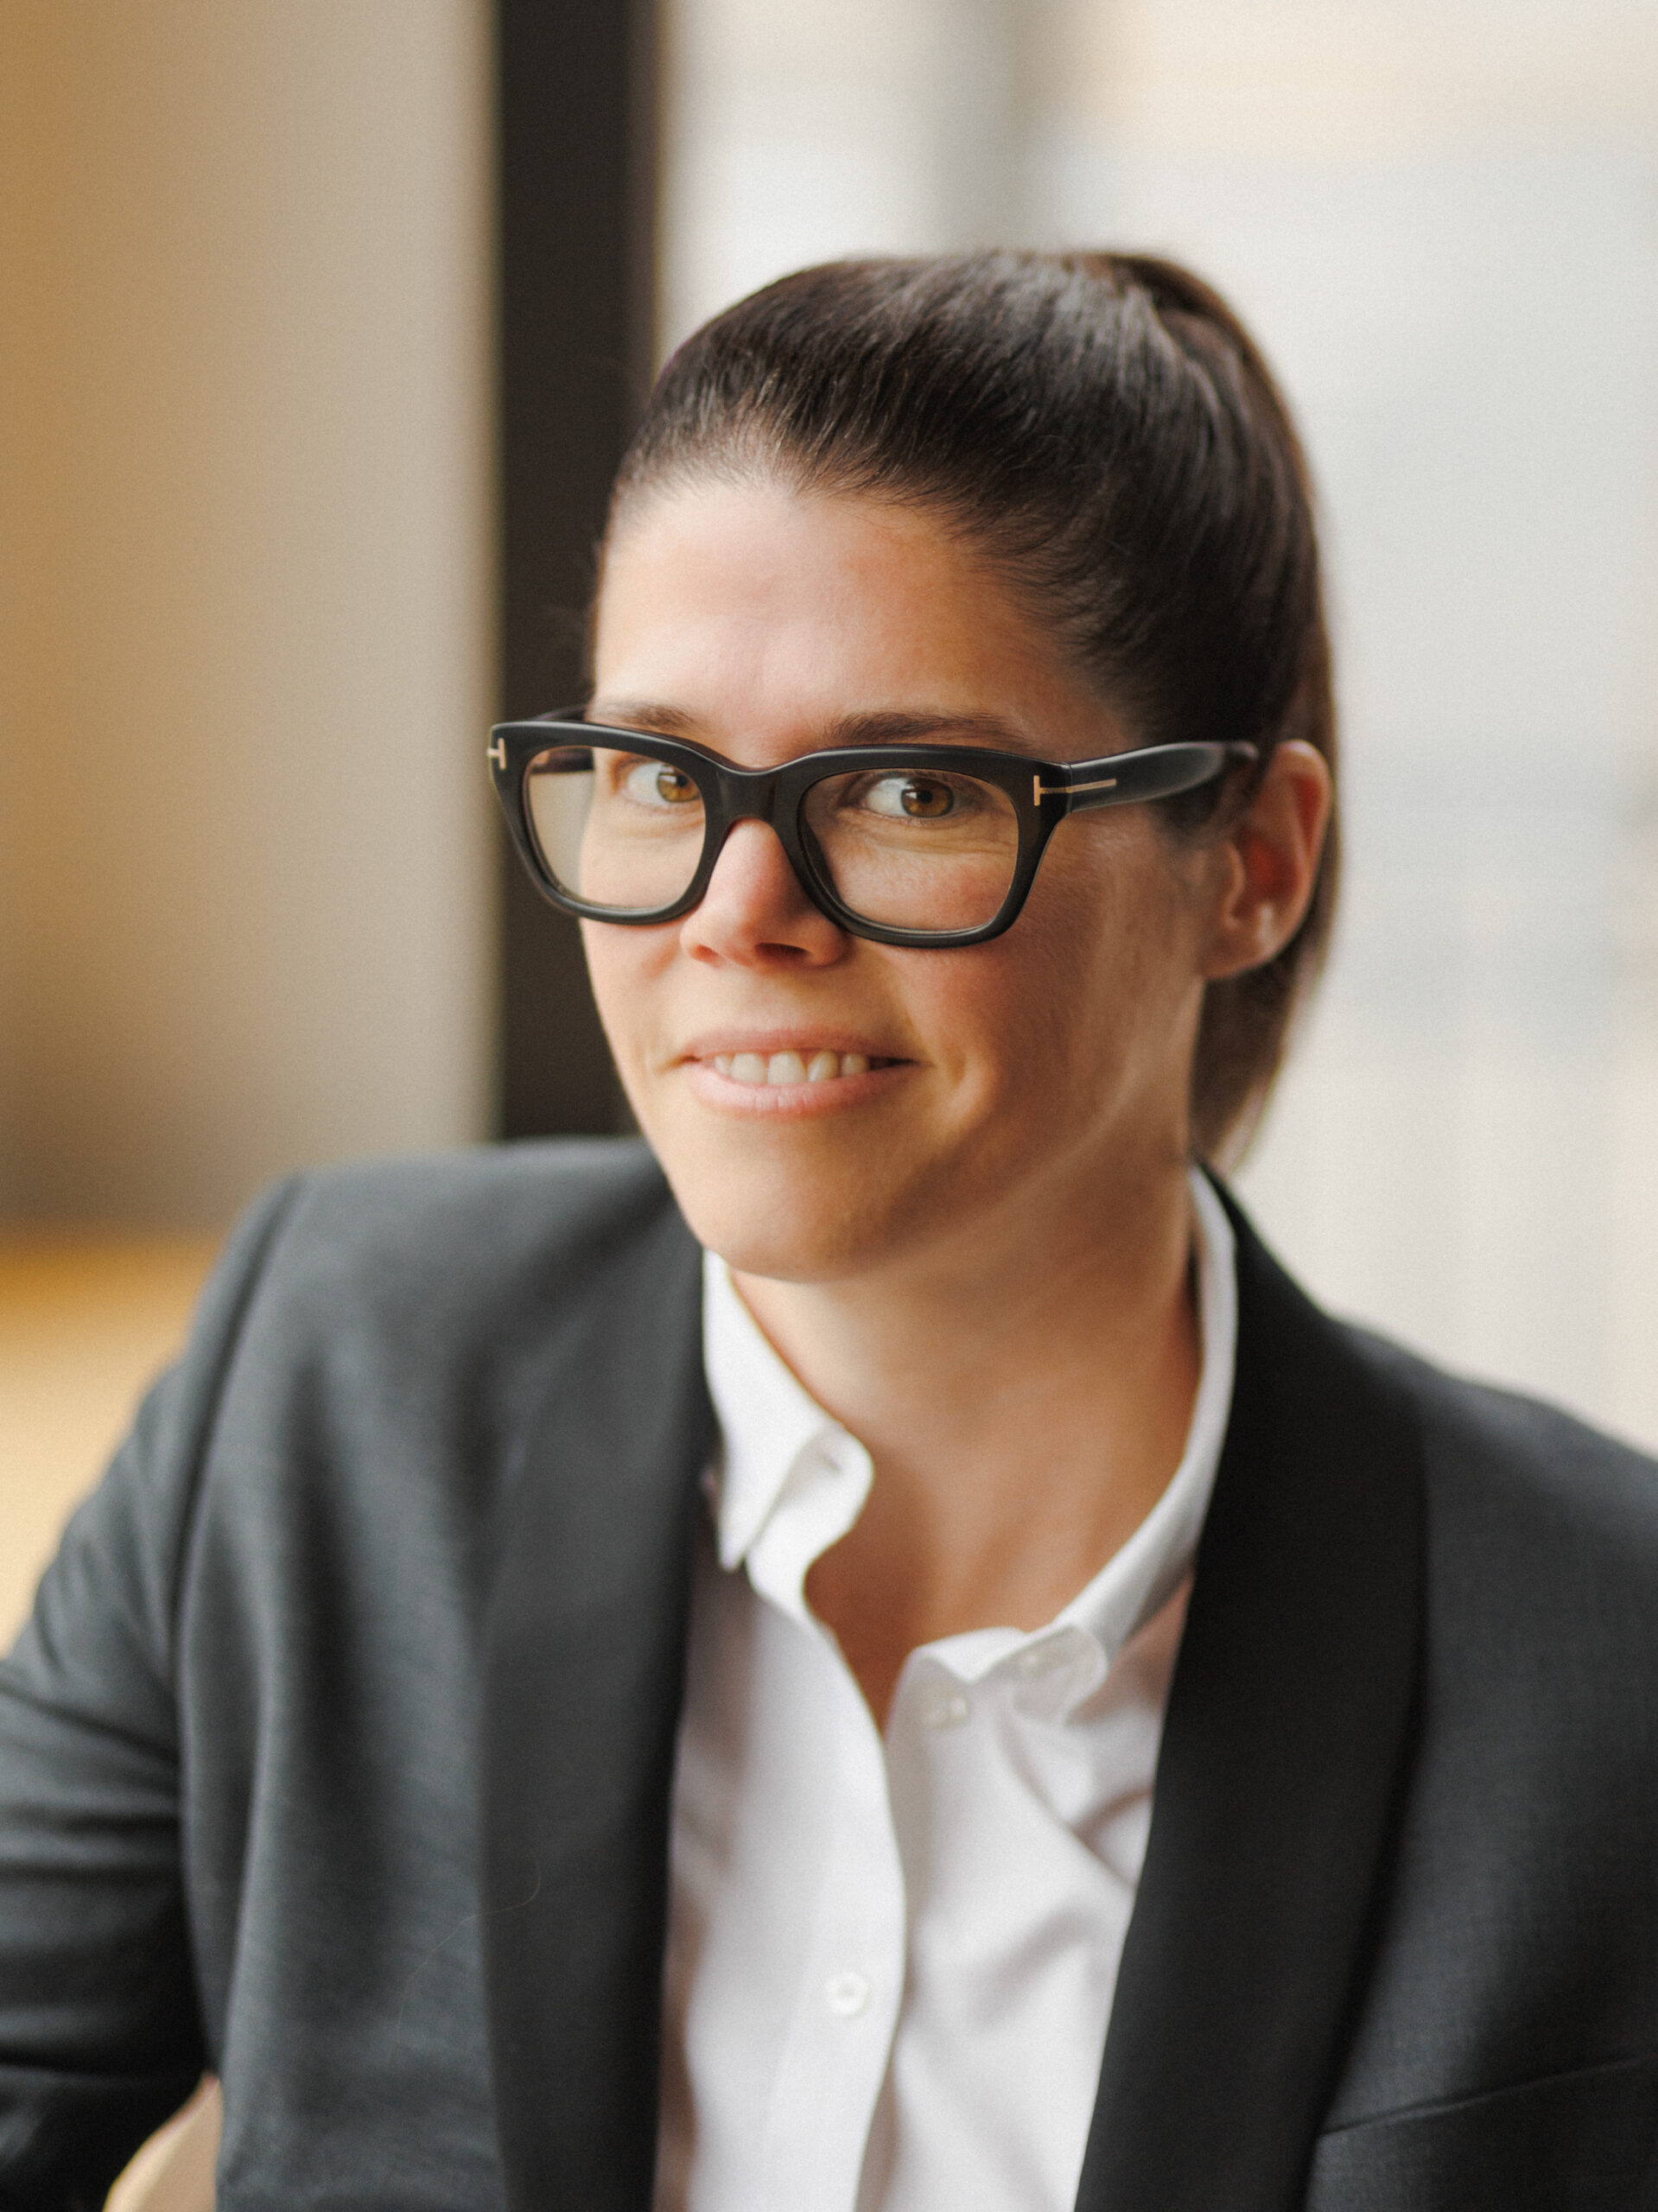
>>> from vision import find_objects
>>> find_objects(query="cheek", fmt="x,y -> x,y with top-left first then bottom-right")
1010,826 -> 1208,1070
581,922 -> 671,1077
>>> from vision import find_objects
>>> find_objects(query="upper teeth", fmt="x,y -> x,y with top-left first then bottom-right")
713,1050 -> 873,1085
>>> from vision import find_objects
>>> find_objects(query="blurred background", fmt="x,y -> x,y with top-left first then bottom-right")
4,0 -> 1658,1649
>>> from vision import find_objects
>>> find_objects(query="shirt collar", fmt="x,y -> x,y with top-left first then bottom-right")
702,1253 -> 858,1575
701,1168 -> 1236,1670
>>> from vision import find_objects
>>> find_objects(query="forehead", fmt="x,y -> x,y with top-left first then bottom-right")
591,476 -> 1109,760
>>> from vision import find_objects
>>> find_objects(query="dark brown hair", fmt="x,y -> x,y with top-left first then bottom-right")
607,251 -> 1338,1163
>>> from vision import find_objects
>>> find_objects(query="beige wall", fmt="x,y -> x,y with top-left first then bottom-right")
0,0 -> 495,1230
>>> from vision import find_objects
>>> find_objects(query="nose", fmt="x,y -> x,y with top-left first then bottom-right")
678,819 -> 848,969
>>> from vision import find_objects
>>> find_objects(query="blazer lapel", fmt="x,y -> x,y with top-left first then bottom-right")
1075,1192 -> 1426,2212
479,1192 -> 714,2212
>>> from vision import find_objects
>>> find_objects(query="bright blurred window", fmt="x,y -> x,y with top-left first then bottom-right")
662,0 -> 1658,1447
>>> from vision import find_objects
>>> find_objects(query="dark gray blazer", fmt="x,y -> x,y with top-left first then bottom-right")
3,1141 -> 1657,2211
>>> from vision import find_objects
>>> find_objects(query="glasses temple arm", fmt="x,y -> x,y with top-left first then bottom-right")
1039,741 -> 1258,813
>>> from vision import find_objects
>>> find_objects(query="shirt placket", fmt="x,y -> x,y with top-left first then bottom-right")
757,1624 -> 907,2212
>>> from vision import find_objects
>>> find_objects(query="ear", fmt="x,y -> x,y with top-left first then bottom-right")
1200,739 -> 1332,980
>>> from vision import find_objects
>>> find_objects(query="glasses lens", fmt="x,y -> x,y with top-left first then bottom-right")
524,745 -> 708,912
801,765 -> 1020,931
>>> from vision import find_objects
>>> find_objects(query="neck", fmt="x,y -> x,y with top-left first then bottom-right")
732,1157 -> 1204,1723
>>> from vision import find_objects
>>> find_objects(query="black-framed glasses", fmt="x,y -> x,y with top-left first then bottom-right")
487,715 -> 1257,949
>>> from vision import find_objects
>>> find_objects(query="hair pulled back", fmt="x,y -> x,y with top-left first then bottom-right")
608,251 -> 1337,1163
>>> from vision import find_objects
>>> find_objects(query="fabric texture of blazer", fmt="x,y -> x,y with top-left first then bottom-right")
2,1139 -> 1657,2211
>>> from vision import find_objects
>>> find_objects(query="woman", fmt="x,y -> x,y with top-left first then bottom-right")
3,253 -> 1657,2212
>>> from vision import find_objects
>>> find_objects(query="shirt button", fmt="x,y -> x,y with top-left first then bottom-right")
1016,1643 -> 1064,1679
824,1970 -> 870,2017
920,1690 -> 970,1730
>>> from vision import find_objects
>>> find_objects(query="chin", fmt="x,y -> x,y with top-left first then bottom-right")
644,1127 -> 914,1285
669,1176 -> 886,1284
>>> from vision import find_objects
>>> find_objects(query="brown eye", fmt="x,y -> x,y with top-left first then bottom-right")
619,760 -> 700,809
863,773 -> 956,820
901,779 -> 953,817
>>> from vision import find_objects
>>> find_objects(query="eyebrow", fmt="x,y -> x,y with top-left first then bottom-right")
584,699 -> 1043,755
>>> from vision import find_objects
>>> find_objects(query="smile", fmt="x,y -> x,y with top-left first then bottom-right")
709,1050 -> 893,1086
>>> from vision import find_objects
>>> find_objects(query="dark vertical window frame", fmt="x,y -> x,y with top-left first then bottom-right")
493,0 -> 658,1138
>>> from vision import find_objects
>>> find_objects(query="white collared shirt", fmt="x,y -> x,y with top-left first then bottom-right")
655,1172 -> 1236,2212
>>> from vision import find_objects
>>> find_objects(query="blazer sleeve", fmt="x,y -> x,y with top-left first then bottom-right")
0,1180 -> 298,2212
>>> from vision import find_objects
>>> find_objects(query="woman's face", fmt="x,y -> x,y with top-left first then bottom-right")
584,476 -> 1234,1287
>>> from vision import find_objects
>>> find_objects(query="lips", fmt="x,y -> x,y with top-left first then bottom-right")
711,1049 -> 891,1086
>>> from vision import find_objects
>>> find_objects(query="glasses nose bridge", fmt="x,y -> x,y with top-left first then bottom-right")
701,760 -> 823,911
714,757 -> 785,829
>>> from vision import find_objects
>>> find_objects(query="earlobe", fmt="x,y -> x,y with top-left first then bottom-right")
1201,740 -> 1331,980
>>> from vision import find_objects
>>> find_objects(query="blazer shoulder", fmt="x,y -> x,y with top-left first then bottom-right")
1221,1185 -> 1658,1611
1336,1317 -> 1658,1610
282,1135 -> 679,1267
234,1137 -> 689,1336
